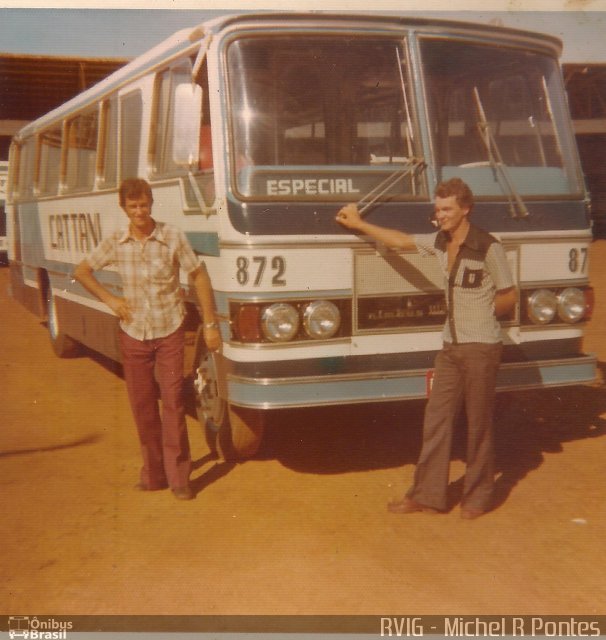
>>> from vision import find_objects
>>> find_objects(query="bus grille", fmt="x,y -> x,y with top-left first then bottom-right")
354,250 -> 446,332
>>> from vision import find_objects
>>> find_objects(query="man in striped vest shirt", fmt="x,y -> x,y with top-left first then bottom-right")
336,177 -> 516,519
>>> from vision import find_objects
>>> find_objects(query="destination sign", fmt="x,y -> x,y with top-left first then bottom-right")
237,167 -> 413,199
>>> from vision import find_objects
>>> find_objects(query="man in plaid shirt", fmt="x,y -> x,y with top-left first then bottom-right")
337,178 -> 516,519
75,179 -> 221,500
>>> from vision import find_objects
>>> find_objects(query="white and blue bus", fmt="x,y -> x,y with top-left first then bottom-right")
7,12 -> 596,459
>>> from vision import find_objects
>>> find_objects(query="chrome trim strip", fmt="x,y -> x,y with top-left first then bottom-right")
519,279 -> 590,288
216,231 -> 593,251
227,354 -> 596,387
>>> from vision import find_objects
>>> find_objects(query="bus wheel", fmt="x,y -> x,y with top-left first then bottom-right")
47,289 -> 80,358
194,351 -> 264,461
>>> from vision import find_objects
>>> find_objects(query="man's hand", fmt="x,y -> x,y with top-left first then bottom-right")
203,325 -> 221,352
106,295 -> 133,324
336,203 -> 363,230
74,259 -> 133,323
335,203 -> 417,252
494,287 -> 517,318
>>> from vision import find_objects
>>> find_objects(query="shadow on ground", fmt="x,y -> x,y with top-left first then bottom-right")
256,377 -> 606,487
87,338 -> 606,496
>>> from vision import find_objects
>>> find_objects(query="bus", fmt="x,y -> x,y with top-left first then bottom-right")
6,12 -> 596,460
0,160 -> 7,263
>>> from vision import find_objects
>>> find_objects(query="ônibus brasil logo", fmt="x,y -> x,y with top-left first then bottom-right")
8,617 -> 72,639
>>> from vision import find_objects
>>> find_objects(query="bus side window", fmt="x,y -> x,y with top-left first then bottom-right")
98,98 -> 118,189
197,58 -> 213,172
195,61 -> 215,208
17,138 -> 36,200
120,90 -> 143,181
65,108 -> 98,193
38,126 -> 63,196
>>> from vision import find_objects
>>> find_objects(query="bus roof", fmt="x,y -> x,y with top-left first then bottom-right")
204,11 -> 562,52
14,11 -> 562,141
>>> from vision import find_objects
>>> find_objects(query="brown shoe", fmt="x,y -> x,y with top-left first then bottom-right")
172,486 -> 194,501
387,496 -> 439,514
460,507 -> 487,520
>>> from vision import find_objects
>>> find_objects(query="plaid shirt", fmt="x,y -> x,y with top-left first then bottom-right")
415,224 -> 513,344
86,220 -> 201,340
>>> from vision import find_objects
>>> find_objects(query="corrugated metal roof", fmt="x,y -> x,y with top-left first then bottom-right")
0,52 -> 128,121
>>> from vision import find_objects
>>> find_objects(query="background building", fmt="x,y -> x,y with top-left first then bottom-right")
565,63 -> 606,235
0,53 -> 128,160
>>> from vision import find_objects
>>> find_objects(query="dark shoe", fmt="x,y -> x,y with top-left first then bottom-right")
172,486 -> 194,501
134,482 -> 168,492
387,496 -> 439,514
461,506 -> 487,520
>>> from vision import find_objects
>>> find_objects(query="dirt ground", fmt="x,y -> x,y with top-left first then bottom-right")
1,242 -> 606,620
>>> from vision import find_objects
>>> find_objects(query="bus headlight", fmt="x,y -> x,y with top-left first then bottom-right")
302,300 -> 341,340
527,289 -> 557,324
261,303 -> 300,342
557,287 -> 586,323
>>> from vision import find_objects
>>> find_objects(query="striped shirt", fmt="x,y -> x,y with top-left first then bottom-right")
415,224 -> 513,344
85,220 -> 201,341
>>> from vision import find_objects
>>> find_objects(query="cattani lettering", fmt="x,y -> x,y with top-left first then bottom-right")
266,177 -> 361,196
49,212 -> 102,253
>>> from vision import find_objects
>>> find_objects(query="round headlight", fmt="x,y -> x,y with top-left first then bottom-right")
302,301 -> 341,340
557,287 -> 586,323
261,303 -> 300,342
527,289 -> 557,324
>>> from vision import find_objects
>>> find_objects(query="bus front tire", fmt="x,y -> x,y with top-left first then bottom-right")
195,350 -> 264,461
205,406 -> 265,462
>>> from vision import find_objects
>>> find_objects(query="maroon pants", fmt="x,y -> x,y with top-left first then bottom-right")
408,342 -> 503,512
119,326 -> 191,489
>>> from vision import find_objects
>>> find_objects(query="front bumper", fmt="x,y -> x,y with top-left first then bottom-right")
226,353 -> 597,410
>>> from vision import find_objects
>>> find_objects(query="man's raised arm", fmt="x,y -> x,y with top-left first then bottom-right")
336,203 -> 417,251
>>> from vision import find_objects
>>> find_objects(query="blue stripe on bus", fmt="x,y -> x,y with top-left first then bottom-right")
186,231 -> 220,256
226,357 -> 597,410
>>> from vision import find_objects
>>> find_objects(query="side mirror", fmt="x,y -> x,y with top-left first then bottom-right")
172,83 -> 203,167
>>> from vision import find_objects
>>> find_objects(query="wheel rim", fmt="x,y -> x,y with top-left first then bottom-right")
194,352 -> 226,427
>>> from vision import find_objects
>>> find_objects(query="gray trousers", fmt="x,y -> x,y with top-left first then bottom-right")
408,341 -> 503,512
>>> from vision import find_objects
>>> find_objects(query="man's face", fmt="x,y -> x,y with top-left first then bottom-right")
123,194 -> 153,233
433,195 -> 469,234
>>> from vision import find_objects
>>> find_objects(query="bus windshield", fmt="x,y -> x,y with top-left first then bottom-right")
420,38 -> 582,197
226,36 -> 426,201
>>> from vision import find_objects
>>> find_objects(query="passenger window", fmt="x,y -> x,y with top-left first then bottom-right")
120,91 -> 143,181
17,138 -> 36,200
194,61 -> 215,208
38,126 -> 63,196
65,108 -> 99,193
98,98 -> 118,188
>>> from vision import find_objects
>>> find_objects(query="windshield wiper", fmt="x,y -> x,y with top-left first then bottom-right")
473,87 -> 529,219
356,44 -> 425,217
358,157 -> 427,216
